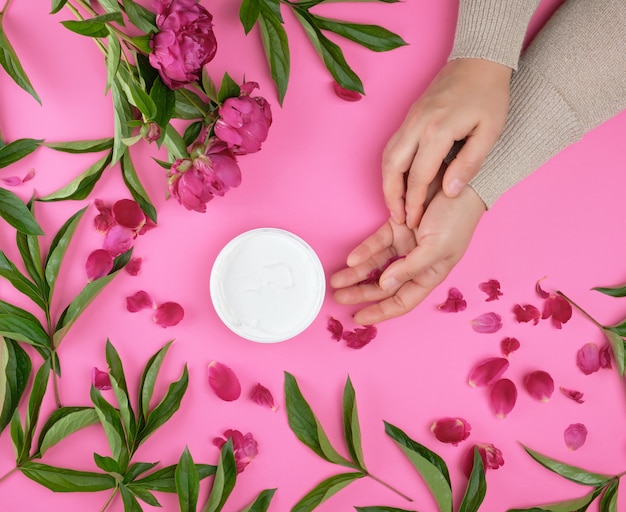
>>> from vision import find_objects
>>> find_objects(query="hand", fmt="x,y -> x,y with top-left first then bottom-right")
330,186 -> 486,324
382,58 -> 511,229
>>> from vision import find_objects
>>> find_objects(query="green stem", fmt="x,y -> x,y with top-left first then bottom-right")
556,291 -> 604,329
0,466 -> 18,484
99,487 -> 119,512
0,0 -> 13,17
365,471 -> 413,502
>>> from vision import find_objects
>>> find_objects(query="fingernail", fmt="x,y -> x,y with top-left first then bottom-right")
447,178 -> 464,197
380,276 -> 399,291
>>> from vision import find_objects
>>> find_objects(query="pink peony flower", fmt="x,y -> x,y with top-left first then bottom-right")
468,357 -> 509,387
461,443 -> 504,479
342,325 -> 377,349
500,337 -> 520,357
513,304 -> 541,325
431,417 -> 471,446
478,279 -> 503,302
214,82 -> 272,155
564,423 -> 587,451
438,287 -> 467,313
149,0 -> 217,89
208,361 -> 241,401
213,429 -> 258,473
489,379 -> 517,419
327,317 -> 343,341
92,367 -> 112,391
470,312 -> 502,333
250,383 -> 277,411
524,370 -> 554,402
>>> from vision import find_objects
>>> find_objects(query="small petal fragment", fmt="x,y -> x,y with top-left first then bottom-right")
85,249 -> 113,281
327,317 -> 343,341
560,386 -> 584,404
213,429 -> 258,473
92,367 -> 112,390
208,361 -> 241,401
470,312 -> 502,333
431,417 -> 471,446
358,255 -> 403,285
153,301 -> 184,327
468,357 -> 510,387
500,337 -> 520,357
576,342 -> 601,375
513,304 -> 541,325
250,383 -> 277,411
125,257 -> 143,276
524,370 -> 554,402
438,288 -> 467,313
342,325 -> 377,349
478,279 -> 503,302
599,344 -> 612,369
126,290 -> 154,312
564,423 -> 587,451
332,82 -> 362,102
489,379 -> 517,419
535,277 -> 550,299
461,443 -> 504,478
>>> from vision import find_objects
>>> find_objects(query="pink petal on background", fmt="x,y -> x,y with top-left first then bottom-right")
576,342 -> 601,375
524,370 -> 554,402
250,383 -> 278,411
438,287 -> 467,313
468,357 -> 510,387
470,312 -> 502,333
535,277 -> 550,299
327,317 -> 344,341
126,290 -> 154,312
358,255 -> 403,285
332,81 -> 362,102
478,279 -> 503,302
342,325 -> 377,349
208,361 -> 241,401
85,249 -> 113,281
461,443 -> 504,478
489,379 -> 517,419
430,417 -> 471,446
153,301 -> 184,327
125,257 -> 143,276
599,344 -> 612,369
1,168 -> 35,186
103,225 -> 134,257
112,199 -> 145,230
513,304 -> 541,325
564,423 -> 587,450
94,199 -> 115,234
137,216 -> 157,236
500,337 -> 521,357
92,367 -> 112,390
213,429 -> 258,473
541,294 -> 572,329
560,386 -> 584,404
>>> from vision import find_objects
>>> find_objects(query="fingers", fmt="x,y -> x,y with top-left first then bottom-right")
381,132 -> 415,225
344,223 -> 394,268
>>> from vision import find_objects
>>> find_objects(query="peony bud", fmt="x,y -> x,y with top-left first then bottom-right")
524,370 -> 554,402
430,417 -> 471,445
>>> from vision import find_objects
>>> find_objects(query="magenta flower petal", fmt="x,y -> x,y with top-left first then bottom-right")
250,383 -> 277,411
85,249 -> 113,281
535,277 -> 550,299
126,291 -> 154,313
332,81 -> 362,102
468,357 -> 510,387
524,370 -> 554,402
489,379 -> 517,419
1,168 -> 35,186
478,279 -> 503,302
461,443 -> 504,479
153,301 -> 184,327
92,367 -> 112,391
599,344 -> 612,369
576,342 -> 601,375
500,337 -> 520,357
208,361 -> 241,401
470,312 -> 502,333
112,199 -> 145,230
327,317 -> 343,341
125,257 -> 143,276
560,386 -> 584,404
103,225 -> 134,257
564,423 -> 587,451
438,287 -> 467,313
541,295 -> 572,329
430,417 -> 471,446
342,325 -> 377,349
94,199 -> 115,234
213,429 -> 258,473
513,304 -> 541,325
358,255 -> 403,285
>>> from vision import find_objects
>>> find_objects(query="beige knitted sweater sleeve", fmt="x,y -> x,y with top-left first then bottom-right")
449,0 -> 626,208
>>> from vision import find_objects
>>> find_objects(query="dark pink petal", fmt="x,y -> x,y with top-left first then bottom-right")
153,301 -> 184,327
524,370 -> 554,402
208,361 -> 241,401
137,216 -> 157,236
576,342 -> 601,375
103,225 -> 134,257
599,344 -> 612,369
513,304 -> 541,325
327,317 -> 343,341
1,168 -> 35,186
489,379 -> 517,419
112,199 -> 146,230
438,288 -> 467,313
535,277 -> 550,299
541,294 -> 572,329
468,357 -> 510,387
85,249 -> 113,281
94,199 -> 115,234
332,82 -> 362,102
470,312 -> 502,333
430,417 -> 471,446
564,423 -> 587,451
92,367 -> 112,390
478,279 -> 503,302
213,429 -> 258,473
560,386 -> 584,404
342,325 -> 377,349
126,290 -> 154,312
250,383 -> 277,411
358,256 -> 403,285
125,257 -> 143,276
500,337 -> 520,357
461,443 -> 504,478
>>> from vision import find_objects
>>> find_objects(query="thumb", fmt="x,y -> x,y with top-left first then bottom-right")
379,245 -> 440,292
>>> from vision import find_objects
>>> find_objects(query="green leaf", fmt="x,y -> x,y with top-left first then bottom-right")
98,0 -> 122,16
94,453 -> 124,477
239,488 -> 277,512
311,15 -> 407,52
602,328 -> 625,376
106,29 -> 121,93
150,76 -> 176,129
125,484 -> 161,506
120,485 -> 144,512
384,421 -> 452,512
44,138 -> 114,154
61,13 -> 123,38
15,202 -> 44,290
38,152 -> 112,202
239,0 -> 261,34
355,508 -> 416,512
0,313 -> 49,348
459,447 -> 486,512
122,0 -> 158,32
342,376 -> 366,470
600,480 -> 619,512
137,340 -> 173,424
173,88 -> 210,120
284,372 -> 354,468
201,439 -> 237,512
128,77 -> 158,120
0,338 -> 32,433
292,472 -> 364,512
109,373 -> 136,451
523,446 -> 612,486
125,462 -> 159,483
176,446 -> 200,512
120,151 -> 157,223
11,409 -> 25,457
217,72 -> 241,104
111,76 -> 133,164
592,284 -> 626,298
0,26 -> 41,103
91,385 -> 128,463
201,67 -> 218,102
608,321 -> 626,337
0,251 -> 45,308
21,461 -> 116,492
133,464 -> 216,493
183,121 -> 203,147
51,0 -> 69,14
19,361 -> 50,464
163,123 -> 189,160
0,138 -> 42,168
36,407 -> 99,456
257,1 -> 290,105
508,487 -> 604,512
0,187 -> 43,235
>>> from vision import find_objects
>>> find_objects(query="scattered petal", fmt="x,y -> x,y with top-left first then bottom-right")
524,370 -> 554,402
513,304 -> 541,325
103,225 -> 134,257
213,429 -> 258,473
126,291 -> 154,312
250,383 -> 277,411
461,443 -> 504,479
327,317 -> 343,341
470,312 -> 502,333
94,199 -> 115,234
112,199 -> 146,230
438,288 -> 467,313
154,301 -> 184,327
489,379 -> 517,419
564,423 -> 587,451
208,361 -> 241,401
599,344 -> 612,369
560,386 -> 584,404
576,342 -> 602,375
358,256 -> 403,285
478,279 -> 503,302
541,294 -> 572,329
92,367 -> 112,391
85,249 -> 113,281
500,337 -> 521,357
535,277 -> 550,299
137,216 -> 157,236
125,257 -> 143,276
342,325 -> 377,349
430,417 -> 471,446
468,357 -> 510,387
332,81 -> 362,102
1,168 -> 35,186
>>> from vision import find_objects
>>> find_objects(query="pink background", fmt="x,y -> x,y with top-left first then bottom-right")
1,0 -> 626,510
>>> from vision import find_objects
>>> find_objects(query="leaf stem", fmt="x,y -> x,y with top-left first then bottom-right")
365,471 -> 413,502
556,291 -> 604,329
99,487 -> 118,512
0,466 -> 18,484
0,0 -> 12,17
